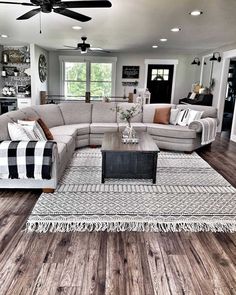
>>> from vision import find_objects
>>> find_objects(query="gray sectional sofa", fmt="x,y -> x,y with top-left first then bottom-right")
0,102 -> 218,190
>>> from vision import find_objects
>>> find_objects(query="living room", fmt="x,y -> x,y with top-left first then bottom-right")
0,1 -> 236,294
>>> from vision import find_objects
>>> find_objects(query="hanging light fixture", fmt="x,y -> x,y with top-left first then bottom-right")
191,57 -> 201,66
209,52 -> 221,62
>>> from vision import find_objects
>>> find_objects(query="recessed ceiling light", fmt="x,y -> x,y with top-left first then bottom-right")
160,38 -> 167,42
152,45 -> 158,48
171,27 -> 181,32
0,34 -> 8,38
190,10 -> 203,16
72,26 -> 82,30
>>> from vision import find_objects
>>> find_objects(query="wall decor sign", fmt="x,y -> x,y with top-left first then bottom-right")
122,66 -> 140,79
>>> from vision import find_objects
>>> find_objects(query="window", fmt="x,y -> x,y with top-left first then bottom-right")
61,57 -> 116,100
90,63 -> 112,98
65,62 -> 86,98
151,69 -> 169,81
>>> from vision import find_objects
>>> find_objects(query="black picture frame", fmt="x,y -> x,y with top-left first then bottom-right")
18,85 -> 26,93
4,66 -> 15,76
122,66 -> 140,79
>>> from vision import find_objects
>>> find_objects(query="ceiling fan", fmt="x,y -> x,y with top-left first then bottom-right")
61,36 -> 110,53
0,0 -> 112,22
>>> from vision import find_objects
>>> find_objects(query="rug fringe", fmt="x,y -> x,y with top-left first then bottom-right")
25,221 -> 236,233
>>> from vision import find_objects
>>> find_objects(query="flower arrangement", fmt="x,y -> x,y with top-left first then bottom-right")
115,104 -> 141,127
2,86 -> 16,97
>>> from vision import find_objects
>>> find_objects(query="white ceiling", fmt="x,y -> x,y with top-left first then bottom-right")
0,0 -> 236,53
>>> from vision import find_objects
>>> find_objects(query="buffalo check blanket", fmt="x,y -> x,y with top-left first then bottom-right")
0,141 -> 56,180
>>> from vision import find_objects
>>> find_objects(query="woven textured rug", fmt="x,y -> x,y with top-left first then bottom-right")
26,148 -> 236,233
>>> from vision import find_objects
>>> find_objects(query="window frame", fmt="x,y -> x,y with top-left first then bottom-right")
60,55 -> 117,100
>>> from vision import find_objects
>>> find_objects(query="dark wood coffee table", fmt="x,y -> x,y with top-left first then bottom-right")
101,132 -> 160,183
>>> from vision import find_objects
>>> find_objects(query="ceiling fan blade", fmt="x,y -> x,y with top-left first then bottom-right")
17,8 -> 41,20
53,8 -> 91,22
64,45 -> 77,48
90,48 -> 111,53
0,1 -> 34,5
60,0 -> 112,9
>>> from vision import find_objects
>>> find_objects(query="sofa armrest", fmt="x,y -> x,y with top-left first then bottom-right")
188,118 -> 218,133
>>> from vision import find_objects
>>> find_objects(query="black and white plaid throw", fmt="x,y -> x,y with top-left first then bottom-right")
0,141 -> 56,180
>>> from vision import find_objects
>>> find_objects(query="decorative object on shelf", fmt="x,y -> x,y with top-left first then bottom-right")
1,67 -> 6,77
122,66 -> 140,79
18,85 -> 26,93
13,68 -> 19,77
5,50 -> 24,63
4,66 -> 15,76
2,86 -> 16,97
210,52 -> 221,62
19,46 -> 30,63
2,52 -> 9,63
25,84 -> 31,97
38,54 -> 47,83
122,80 -> 139,87
191,57 -> 201,66
24,68 -> 31,77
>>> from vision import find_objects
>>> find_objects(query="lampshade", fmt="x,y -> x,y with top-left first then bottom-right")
209,52 -> 221,62
191,58 -> 200,66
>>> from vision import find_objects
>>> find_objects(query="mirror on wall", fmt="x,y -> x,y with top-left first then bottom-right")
200,55 -> 214,88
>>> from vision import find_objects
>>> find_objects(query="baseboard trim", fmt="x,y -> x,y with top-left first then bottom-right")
230,134 -> 236,142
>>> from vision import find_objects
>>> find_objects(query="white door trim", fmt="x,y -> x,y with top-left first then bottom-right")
218,49 -> 236,141
144,59 -> 178,103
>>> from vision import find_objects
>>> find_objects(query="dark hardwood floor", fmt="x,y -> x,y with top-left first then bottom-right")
0,134 -> 236,295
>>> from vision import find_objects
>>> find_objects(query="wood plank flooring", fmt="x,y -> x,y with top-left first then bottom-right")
0,134 -> 236,295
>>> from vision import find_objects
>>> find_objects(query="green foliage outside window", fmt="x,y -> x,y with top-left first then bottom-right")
65,62 -> 112,99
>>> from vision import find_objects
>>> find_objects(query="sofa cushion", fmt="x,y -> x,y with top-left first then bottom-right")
90,123 -> 118,134
118,123 -> 147,132
143,104 -> 175,123
0,113 -> 13,140
6,110 -> 27,122
92,102 -> 116,123
59,102 -> 92,124
176,105 -> 217,119
50,123 -> 90,137
153,107 -> 171,124
116,103 -> 142,123
52,134 -> 74,149
33,104 -> 65,128
146,123 -> 196,139
19,107 -> 40,120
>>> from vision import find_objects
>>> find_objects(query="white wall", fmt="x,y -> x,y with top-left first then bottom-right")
30,44 -> 49,105
199,42 -> 236,141
48,50 -> 200,104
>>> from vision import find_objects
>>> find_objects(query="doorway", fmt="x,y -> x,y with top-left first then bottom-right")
221,59 -> 236,136
147,64 -> 174,103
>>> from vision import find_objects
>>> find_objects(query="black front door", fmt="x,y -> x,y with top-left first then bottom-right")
147,64 -> 174,103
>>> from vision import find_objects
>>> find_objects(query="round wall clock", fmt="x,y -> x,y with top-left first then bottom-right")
38,54 -> 47,83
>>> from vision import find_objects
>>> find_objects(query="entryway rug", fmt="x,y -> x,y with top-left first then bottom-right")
26,148 -> 236,233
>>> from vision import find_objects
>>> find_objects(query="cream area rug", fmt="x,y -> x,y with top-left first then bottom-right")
26,148 -> 236,233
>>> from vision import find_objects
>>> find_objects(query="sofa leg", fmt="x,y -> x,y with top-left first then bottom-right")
42,188 -> 55,193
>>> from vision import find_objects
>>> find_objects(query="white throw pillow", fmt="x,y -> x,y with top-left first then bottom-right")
176,109 -> 190,126
189,92 -> 196,100
18,120 -> 47,141
8,123 -> 33,141
187,110 -> 203,125
169,108 -> 180,125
